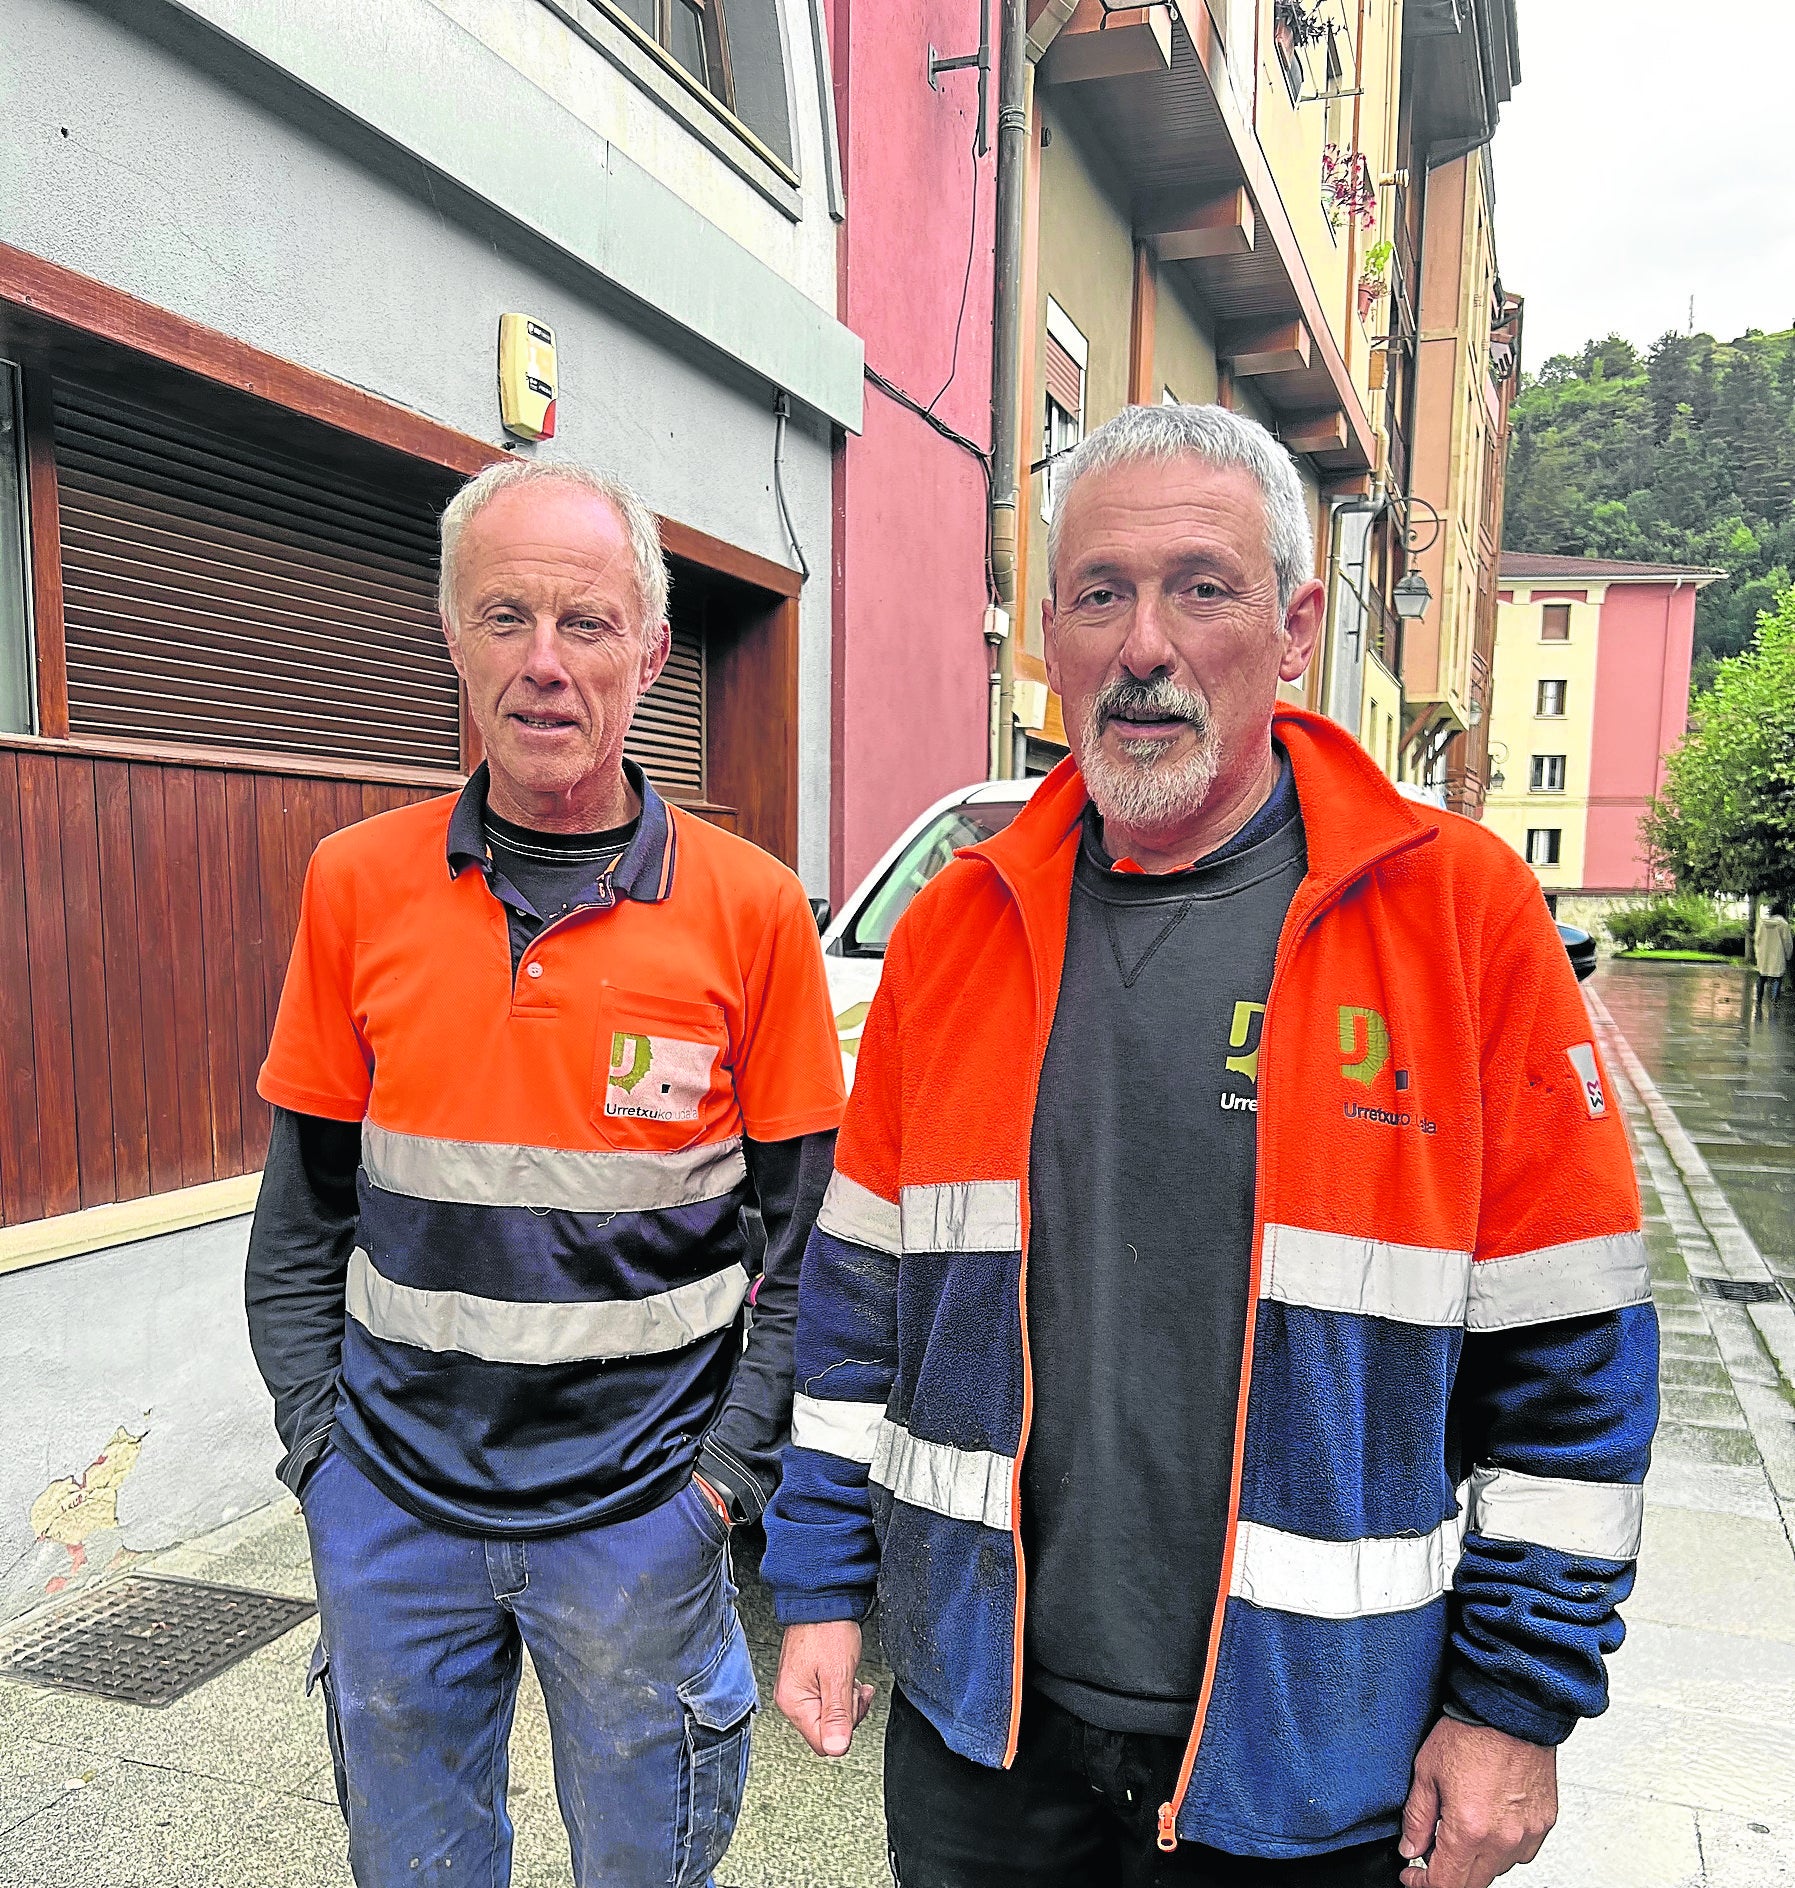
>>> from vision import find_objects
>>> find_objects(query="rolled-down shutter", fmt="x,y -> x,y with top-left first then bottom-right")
626,615 -> 705,801
55,380 -> 460,769
1045,333 -> 1083,417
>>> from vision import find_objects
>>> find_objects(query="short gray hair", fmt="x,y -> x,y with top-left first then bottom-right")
1046,403 -> 1313,612
438,459 -> 670,643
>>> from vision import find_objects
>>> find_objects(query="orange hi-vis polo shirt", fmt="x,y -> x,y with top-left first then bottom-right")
259,766 -> 845,1535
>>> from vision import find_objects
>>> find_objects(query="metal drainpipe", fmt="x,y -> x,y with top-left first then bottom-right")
987,0 -> 1028,778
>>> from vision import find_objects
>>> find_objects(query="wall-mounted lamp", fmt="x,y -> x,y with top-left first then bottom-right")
1392,570 -> 1432,622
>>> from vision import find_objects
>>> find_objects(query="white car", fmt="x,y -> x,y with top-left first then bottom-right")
821,778 -> 1041,1087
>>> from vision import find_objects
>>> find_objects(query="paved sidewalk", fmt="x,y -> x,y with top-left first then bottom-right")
2,962 -> 1791,1887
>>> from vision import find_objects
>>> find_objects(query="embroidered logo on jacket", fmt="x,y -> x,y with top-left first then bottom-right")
1565,1041 -> 1607,1118
606,1033 -> 718,1121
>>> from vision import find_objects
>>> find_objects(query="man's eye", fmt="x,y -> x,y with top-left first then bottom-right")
1189,581 -> 1226,601
1078,588 -> 1118,610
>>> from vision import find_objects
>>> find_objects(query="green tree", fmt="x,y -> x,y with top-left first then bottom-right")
1643,588 -> 1795,905
1504,323 -> 1795,682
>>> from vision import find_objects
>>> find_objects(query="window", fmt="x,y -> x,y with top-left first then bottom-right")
1537,679 -> 1567,718
1526,828 -> 1562,868
52,374 -> 461,767
1530,754 -> 1567,793
1541,603 -> 1570,641
1042,298 -> 1087,522
0,360 -> 32,733
841,800 -> 1025,958
610,0 -> 735,111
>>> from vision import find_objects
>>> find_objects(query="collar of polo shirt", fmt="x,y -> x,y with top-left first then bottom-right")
446,759 -> 678,905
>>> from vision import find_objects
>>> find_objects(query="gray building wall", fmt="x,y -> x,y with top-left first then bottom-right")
1,1222 -> 276,1623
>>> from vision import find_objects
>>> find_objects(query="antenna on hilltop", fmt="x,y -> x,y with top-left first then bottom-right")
1688,295 -> 1695,335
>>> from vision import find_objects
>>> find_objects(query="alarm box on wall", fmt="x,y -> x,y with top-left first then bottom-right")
498,314 -> 557,440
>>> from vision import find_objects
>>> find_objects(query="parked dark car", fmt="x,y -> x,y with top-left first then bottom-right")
1557,922 -> 1598,982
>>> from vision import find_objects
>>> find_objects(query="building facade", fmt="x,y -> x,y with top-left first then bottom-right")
825,0 -> 998,898
1483,553 -> 1720,922
0,0 -> 860,1619
988,0 -> 1523,810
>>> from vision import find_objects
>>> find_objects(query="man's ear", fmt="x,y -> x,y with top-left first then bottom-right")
441,614 -> 467,681
1042,597 -> 1061,697
1278,578 -> 1327,682
639,619 -> 672,693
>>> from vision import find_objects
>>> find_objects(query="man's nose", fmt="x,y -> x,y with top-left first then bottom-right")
1117,591 -> 1178,679
518,619 -> 572,688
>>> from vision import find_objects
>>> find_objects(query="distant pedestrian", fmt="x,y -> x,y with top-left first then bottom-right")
764,404 -> 1658,1888
246,461 -> 845,1887
1755,904 -> 1792,1013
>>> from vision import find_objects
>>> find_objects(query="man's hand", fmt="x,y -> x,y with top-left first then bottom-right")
1400,1717 -> 1557,1888
775,1621 -> 877,1757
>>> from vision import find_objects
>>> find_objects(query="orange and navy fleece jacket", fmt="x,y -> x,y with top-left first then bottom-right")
762,708 -> 1658,1861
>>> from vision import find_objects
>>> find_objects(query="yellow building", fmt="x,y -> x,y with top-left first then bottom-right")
1482,576 -> 1604,893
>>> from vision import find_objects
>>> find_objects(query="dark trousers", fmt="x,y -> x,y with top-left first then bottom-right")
884,1686 -> 1404,1888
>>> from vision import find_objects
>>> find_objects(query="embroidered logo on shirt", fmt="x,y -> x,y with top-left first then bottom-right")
1565,1041 -> 1607,1119
606,1033 -> 718,1121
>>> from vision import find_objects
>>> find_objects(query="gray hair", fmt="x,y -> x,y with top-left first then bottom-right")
438,459 -> 670,643
1046,403 -> 1313,612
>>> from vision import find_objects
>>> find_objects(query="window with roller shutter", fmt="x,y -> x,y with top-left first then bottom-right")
52,374 -> 711,799
55,378 -> 462,770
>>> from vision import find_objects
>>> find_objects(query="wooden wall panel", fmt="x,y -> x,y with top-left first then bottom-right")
0,738 -> 444,1227
93,759 -> 150,1202
193,768 -> 244,1178
58,758 -> 116,1207
0,753 -> 44,1223
16,754 -> 79,1216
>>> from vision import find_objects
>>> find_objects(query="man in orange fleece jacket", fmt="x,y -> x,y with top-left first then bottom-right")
764,404 -> 1657,1888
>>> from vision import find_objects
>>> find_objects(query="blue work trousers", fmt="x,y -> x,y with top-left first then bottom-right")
301,1445 -> 757,1886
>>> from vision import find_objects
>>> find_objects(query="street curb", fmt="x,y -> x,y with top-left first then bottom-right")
1588,988 -> 1795,1533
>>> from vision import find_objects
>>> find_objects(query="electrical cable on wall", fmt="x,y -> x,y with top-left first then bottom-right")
927,118 -> 986,415
772,392 -> 810,584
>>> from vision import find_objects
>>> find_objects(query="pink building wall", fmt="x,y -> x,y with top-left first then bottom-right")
828,0 -> 996,901
1584,582 -> 1699,892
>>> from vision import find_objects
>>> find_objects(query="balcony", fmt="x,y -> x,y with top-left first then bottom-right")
1033,0 -> 1374,472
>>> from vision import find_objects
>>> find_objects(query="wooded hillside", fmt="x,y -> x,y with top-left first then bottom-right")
1503,327 -> 1795,691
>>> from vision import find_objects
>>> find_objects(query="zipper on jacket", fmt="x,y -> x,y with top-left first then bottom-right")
1154,827 -> 1434,1850
982,853 -> 1056,1771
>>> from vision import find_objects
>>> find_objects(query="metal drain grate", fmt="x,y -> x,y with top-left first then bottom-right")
1693,1274 -> 1785,1305
1,1576 -> 315,1707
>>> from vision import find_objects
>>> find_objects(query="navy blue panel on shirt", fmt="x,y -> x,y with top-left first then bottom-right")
357,1182 -> 750,1303
332,1322 -> 738,1535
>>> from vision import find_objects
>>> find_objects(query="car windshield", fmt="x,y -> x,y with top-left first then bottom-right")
840,800 -> 1024,957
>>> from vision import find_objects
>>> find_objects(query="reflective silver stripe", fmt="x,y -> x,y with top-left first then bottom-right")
1230,1506 -> 1469,1619
816,1171 -> 901,1255
870,1420 -> 1013,1530
361,1122 -> 747,1214
899,1180 -> 1021,1254
790,1394 -> 885,1464
346,1248 -> 750,1364
1468,1464 -> 1644,1560
1467,1233 -> 1652,1331
1260,1225 -> 1472,1327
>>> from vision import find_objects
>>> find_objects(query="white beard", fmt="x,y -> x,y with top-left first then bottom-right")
1075,719 -> 1222,837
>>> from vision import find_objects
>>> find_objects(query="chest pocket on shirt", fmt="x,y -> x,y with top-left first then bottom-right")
592,986 -> 735,1151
